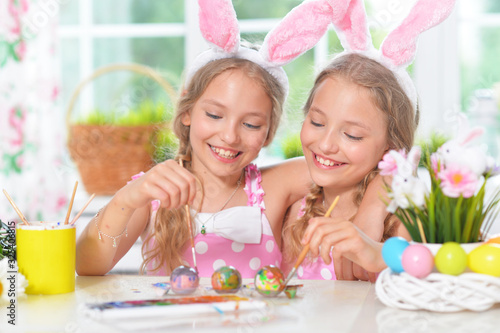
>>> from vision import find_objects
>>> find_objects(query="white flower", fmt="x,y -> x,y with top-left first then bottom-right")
387,174 -> 427,213
0,258 -> 28,304
385,146 -> 427,213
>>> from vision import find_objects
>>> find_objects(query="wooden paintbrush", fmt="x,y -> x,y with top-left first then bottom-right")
178,159 -> 198,272
64,181 -> 78,225
70,193 -> 96,225
283,195 -> 340,287
2,189 -> 30,226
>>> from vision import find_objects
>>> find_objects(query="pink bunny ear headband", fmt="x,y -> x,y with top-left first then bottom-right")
324,0 -> 456,112
186,0 -> 456,110
184,0 -> 334,96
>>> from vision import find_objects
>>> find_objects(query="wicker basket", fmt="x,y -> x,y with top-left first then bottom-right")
67,63 -> 177,196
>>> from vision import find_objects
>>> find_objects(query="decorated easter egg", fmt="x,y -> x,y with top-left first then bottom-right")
254,265 -> 285,297
486,236 -> 500,245
468,244 -> 500,277
434,242 -> 467,275
401,244 -> 434,278
170,265 -> 199,294
211,266 -> 242,294
382,237 -> 410,273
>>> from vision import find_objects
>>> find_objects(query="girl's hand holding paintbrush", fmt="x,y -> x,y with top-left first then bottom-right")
117,159 -> 197,210
302,218 -> 385,281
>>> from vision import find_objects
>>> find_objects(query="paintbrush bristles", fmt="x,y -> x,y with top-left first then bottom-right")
2,189 -> 30,226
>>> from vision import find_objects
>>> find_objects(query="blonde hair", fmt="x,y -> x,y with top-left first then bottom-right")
141,58 -> 286,274
283,53 -> 419,262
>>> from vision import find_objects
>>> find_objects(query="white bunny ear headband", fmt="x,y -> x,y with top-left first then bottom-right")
184,0 -> 335,96
324,0 -> 457,112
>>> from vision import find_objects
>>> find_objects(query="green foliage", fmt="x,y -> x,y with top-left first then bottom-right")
154,128 -> 179,162
392,153 -> 500,244
281,131 -> 303,159
76,99 -> 169,126
416,132 -> 450,167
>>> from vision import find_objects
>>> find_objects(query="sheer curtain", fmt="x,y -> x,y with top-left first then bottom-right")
0,0 -> 67,222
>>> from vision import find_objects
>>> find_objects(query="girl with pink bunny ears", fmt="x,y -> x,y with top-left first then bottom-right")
76,0 -> 357,278
282,0 -> 456,281
75,0 -> 406,278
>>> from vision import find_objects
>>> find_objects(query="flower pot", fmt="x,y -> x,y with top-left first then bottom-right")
417,242 -> 483,256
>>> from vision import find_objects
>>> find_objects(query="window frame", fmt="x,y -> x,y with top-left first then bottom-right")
59,0 -> 498,142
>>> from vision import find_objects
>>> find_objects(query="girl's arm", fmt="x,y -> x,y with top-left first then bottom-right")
303,218 -> 385,279
76,159 -> 196,275
352,174 -> 390,241
260,157 -> 312,247
336,174 -> 390,280
303,214 -> 412,281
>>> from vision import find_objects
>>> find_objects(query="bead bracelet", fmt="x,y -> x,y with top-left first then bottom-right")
93,207 -> 128,248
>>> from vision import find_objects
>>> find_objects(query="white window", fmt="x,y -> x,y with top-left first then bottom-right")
59,0 -> 500,160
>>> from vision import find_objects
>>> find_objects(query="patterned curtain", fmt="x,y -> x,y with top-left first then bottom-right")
0,0 -> 67,222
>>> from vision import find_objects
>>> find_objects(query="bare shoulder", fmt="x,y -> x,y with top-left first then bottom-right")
259,157 -> 311,205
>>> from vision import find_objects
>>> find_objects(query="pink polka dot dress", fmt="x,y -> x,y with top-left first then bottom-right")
143,164 -> 282,278
293,197 -> 337,280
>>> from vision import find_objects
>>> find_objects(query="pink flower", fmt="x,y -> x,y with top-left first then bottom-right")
378,149 -> 406,176
15,40 -> 26,61
430,153 -> 440,176
438,165 -> 478,198
56,196 -> 68,211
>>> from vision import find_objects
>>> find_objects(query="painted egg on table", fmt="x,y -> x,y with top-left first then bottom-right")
254,265 -> 285,297
434,242 -> 467,275
170,265 -> 199,294
211,266 -> 242,294
382,237 -> 410,273
401,244 -> 434,278
468,244 -> 500,277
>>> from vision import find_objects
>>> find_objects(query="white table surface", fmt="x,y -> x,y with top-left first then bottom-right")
2,275 -> 499,332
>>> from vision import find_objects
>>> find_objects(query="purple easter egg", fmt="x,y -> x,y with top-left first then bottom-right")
170,265 -> 199,294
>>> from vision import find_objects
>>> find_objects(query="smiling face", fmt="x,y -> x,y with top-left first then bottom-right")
301,77 -> 390,191
182,68 -> 273,178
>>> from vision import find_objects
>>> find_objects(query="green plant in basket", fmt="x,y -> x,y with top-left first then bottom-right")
281,131 -> 303,159
154,128 -> 178,162
76,99 -> 168,126
379,124 -> 500,244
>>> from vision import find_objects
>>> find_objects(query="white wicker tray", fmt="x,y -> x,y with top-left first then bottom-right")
375,268 -> 500,312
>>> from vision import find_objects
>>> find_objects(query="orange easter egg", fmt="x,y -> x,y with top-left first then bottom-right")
486,236 -> 500,245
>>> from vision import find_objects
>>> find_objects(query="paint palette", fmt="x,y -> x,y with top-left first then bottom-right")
86,295 -> 268,321
170,265 -> 199,294
254,265 -> 285,297
211,266 -> 242,294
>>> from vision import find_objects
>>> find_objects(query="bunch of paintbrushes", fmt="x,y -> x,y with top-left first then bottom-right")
3,181 -> 95,226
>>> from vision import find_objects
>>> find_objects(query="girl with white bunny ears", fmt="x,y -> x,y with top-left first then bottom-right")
76,0 -> 346,278
282,0 -> 457,281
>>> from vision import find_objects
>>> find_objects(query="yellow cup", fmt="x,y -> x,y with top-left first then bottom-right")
17,222 -> 76,295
